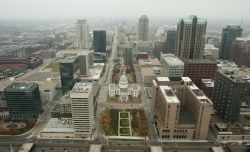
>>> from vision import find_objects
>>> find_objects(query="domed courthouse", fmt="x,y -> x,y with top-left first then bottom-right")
108,74 -> 140,102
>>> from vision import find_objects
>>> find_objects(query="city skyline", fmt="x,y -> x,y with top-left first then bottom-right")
0,0 -> 250,20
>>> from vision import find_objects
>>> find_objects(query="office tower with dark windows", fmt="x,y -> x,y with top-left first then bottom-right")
138,15 -> 149,41
176,15 -> 207,60
230,37 -> 250,67
4,82 -> 42,119
76,19 -> 89,49
213,61 -> 246,122
70,82 -> 94,138
219,25 -> 243,60
93,30 -> 106,53
123,44 -> 134,65
166,29 -> 177,54
59,58 -> 78,93
78,52 -> 89,76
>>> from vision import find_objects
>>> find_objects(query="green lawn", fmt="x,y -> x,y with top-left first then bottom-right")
46,62 -> 59,72
120,112 -> 129,118
120,119 -> 129,127
120,128 -> 130,134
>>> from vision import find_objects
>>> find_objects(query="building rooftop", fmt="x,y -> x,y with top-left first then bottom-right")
201,79 -> 214,88
138,58 -> 161,67
156,77 -> 170,82
235,37 -> 250,42
161,53 -> 184,66
59,57 -> 77,64
42,118 -> 74,133
159,86 -> 180,103
71,82 -> 92,94
4,82 -> 37,91
141,67 -> 155,76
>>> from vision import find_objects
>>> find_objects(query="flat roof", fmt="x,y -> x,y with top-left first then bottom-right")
156,77 -> 170,82
150,146 -> 163,152
141,67 -> 155,75
162,54 -> 184,66
181,77 -> 192,82
89,145 -> 102,152
4,82 -> 37,91
159,86 -> 180,103
71,82 -> 92,94
201,79 -> 214,87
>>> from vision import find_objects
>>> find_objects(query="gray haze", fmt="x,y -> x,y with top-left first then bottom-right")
0,0 -> 250,20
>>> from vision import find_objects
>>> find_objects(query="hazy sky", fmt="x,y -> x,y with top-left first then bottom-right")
0,0 -> 250,20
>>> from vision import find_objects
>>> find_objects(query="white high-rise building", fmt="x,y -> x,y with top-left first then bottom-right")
138,15 -> 149,41
76,19 -> 89,49
70,82 -> 94,138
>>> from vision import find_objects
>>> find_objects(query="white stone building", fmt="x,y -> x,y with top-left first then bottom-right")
109,74 -> 140,102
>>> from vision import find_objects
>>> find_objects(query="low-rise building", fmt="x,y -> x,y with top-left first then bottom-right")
108,74 -> 140,102
161,53 -> 184,79
141,67 -> 156,84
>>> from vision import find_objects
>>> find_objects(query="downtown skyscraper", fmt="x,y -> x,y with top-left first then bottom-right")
76,19 -> 89,49
138,15 -> 149,41
219,25 -> 243,60
176,15 -> 207,60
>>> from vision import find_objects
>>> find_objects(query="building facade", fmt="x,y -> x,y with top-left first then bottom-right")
76,19 -> 89,49
161,53 -> 184,80
59,58 -> 78,93
122,44 -> 134,65
151,77 -> 213,140
176,15 -> 207,60
108,74 -> 140,102
138,15 -> 149,41
183,59 -> 217,87
219,25 -> 243,60
93,30 -> 106,53
70,82 -> 94,137
165,30 -> 177,54
78,52 -> 89,76
230,37 -> 250,67
4,82 -> 43,119
213,62 -> 246,122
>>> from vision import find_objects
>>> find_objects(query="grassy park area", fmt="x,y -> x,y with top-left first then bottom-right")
46,62 -> 59,72
102,109 -> 148,136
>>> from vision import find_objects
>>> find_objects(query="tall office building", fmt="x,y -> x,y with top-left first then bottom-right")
166,29 -> 177,54
59,58 -> 78,93
219,25 -> 243,60
76,19 -> 89,49
151,77 -> 213,140
70,82 -> 94,137
123,44 -> 134,65
78,52 -> 89,76
138,15 -> 149,41
4,82 -> 42,119
161,53 -> 184,80
213,61 -> 246,122
93,30 -> 106,53
88,51 -> 94,67
230,37 -> 250,67
176,15 -> 207,60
